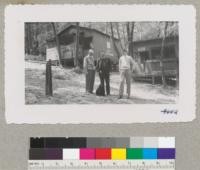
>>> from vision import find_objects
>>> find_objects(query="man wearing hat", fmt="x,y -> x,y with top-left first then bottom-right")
83,49 -> 96,94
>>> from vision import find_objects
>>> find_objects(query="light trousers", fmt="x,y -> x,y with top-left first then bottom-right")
119,69 -> 132,97
86,69 -> 95,93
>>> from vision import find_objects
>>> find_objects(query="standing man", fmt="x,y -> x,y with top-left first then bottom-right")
118,49 -> 135,99
83,49 -> 96,94
96,52 -> 112,96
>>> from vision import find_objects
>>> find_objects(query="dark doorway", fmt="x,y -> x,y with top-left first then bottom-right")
139,51 -> 149,72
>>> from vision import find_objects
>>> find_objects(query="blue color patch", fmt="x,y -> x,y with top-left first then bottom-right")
143,148 -> 157,159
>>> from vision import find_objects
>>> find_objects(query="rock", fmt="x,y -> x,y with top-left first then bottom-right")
53,71 -> 66,80
54,88 -> 68,95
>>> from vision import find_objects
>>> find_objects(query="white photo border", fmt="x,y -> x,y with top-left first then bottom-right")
5,5 -> 196,123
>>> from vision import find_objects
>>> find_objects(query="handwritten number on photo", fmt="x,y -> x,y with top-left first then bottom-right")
161,109 -> 178,115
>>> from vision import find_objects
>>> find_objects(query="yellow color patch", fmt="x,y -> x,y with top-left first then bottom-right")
111,148 -> 126,160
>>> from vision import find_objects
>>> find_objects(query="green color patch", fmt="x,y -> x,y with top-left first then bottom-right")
126,148 -> 143,159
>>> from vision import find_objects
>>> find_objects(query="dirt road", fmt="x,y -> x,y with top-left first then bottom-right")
25,61 -> 178,104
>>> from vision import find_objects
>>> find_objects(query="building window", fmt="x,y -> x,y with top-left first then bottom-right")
164,45 -> 176,59
151,47 -> 161,59
139,51 -> 149,63
151,45 -> 176,59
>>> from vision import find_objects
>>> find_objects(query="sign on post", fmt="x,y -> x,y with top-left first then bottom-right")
46,47 -> 59,61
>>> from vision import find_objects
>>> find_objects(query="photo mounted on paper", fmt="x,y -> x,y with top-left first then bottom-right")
4,5 -> 196,123
25,21 -> 179,104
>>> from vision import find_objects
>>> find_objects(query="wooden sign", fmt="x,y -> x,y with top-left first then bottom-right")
46,47 -> 59,61
107,41 -> 111,49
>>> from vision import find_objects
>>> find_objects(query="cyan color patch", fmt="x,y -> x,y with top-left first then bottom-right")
143,148 -> 157,159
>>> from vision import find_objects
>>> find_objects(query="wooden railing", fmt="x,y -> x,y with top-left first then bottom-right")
134,58 -> 178,76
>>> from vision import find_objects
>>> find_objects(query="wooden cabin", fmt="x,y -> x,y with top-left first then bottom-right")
132,36 -> 179,84
46,24 -> 121,67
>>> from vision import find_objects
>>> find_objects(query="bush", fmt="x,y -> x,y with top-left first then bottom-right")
53,70 -> 67,80
72,66 -> 83,74
53,74 -> 66,80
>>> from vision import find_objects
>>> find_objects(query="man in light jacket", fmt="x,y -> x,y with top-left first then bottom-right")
83,49 -> 96,94
118,49 -> 135,99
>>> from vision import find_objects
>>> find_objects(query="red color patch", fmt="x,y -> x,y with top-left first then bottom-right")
95,148 -> 111,159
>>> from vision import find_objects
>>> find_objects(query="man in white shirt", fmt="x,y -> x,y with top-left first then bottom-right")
118,49 -> 135,99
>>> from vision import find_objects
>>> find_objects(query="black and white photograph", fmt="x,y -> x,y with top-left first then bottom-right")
25,21 -> 179,104
4,5 -> 196,123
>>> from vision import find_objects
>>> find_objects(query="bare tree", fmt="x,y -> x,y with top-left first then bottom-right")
167,22 -> 179,87
115,22 -> 124,50
126,22 -> 135,58
75,22 -> 80,68
122,23 -> 127,50
51,22 -> 62,66
160,22 -> 169,86
25,23 -> 31,54
110,22 -> 120,58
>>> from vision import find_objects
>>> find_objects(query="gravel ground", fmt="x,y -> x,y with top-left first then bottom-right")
25,61 -> 178,104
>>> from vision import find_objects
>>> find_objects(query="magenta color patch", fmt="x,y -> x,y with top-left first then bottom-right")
80,148 -> 95,160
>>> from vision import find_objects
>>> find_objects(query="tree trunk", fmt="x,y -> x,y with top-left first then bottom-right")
34,23 -> 39,55
130,22 -> 135,58
126,22 -> 135,57
126,22 -> 130,55
160,22 -> 168,87
51,22 -> 62,66
75,22 -> 80,68
27,23 -> 32,54
115,22 -> 124,50
122,24 -> 127,50
110,22 -> 120,58
25,24 -> 31,54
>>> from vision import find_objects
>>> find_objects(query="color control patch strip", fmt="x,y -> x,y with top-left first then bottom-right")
29,137 -> 175,160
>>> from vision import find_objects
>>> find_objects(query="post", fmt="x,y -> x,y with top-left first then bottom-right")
46,60 -> 53,96
175,41 -> 179,88
176,57 -> 179,88
152,76 -> 155,85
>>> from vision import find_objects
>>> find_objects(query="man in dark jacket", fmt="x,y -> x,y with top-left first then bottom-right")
96,52 -> 112,96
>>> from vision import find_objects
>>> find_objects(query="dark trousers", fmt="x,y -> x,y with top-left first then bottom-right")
86,69 -> 95,93
99,72 -> 110,95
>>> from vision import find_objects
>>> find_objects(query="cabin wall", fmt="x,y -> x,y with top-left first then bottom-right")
91,32 -> 108,59
133,38 -> 179,60
92,32 -> 120,63
47,27 -> 122,66
132,37 -> 179,76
